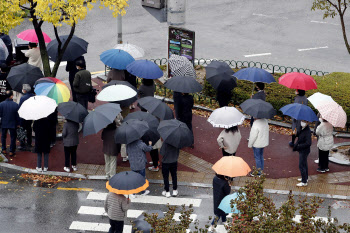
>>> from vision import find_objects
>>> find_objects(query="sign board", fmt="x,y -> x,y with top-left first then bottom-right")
168,26 -> 195,64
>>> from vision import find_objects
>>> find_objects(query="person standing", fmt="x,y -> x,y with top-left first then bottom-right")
0,33 -> 13,64
73,60 -> 92,109
138,79 -> 155,99
160,142 -> 180,197
250,82 -> 266,127
216,89 -> 233,108
25,42 -> 43,71
178,93 -> 194,147
66,56 -> 85,102
0,63 -> 11,103
18,84 -> 34,151
289,89 -> 308,147
107,68 -> 125,83
293,121 -> 312,187
217,126 -> 241,156
62,119 -> 79,172
33,117 -> 51,172
315,117 -> 333,173
173,91 -> 182,120
104,191 -> 130,233
148,139 -> 162,172
248,118 -> 269,176
0,91 -> 19,157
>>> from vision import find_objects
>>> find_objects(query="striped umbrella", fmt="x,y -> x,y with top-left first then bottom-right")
168,54 -> 196,78
34,77 -> 70,104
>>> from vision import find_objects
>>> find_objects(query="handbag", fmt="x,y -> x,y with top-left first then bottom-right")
16,127 -> 27,142
88,88 -> 97,103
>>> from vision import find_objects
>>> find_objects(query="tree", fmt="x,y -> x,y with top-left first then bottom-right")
0,0 -> 129,77
312,0 -> 350,54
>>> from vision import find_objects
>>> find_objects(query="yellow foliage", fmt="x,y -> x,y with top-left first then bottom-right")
0,1 -> 25,33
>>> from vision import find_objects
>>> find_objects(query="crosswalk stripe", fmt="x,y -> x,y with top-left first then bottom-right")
87,192 -> 202,207
69,221 -> 132,232
78,206 -> 197,221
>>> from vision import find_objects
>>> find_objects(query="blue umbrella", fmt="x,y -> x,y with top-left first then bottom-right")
233,67 -> 275,83
218,193 -> 243,214
280,103 -> 318,122
126,60 -> 163,79
100,49 -> 135,70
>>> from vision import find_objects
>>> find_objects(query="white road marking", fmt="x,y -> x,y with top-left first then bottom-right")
311,20 -> 339,26
252,13 -> 288,19
87,192 -> 202,207
298,46 -> 328,51
49,61 -> 67,68
69,221 -> 131,232
244,53 -> 272,58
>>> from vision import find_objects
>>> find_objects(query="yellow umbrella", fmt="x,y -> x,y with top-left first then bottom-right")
212,156 -> 251,177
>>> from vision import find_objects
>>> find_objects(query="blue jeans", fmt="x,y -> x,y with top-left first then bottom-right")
253,147 -> 264,173
37,153 -> 49,168
133,168 -> 146,194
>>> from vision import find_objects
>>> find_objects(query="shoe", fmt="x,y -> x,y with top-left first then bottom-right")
325,168 -> 330,172
1,150 -> 6,154
36,167 -> 42,172
317,168 -> 326,173
162,191 -> 171,198
149,161 -> 160,166
43,167 -> 48,172
72,166 -> 78,171
314,159 -> 319,164
296,182 -> 308,187
64,167 -> 70,172
172,190 -> 178,197
249,172 -> 261,177
122,156 -> 128,162
141,190 -> 150,196
148,166 -> 159,172
8,152 -> 15,157
50,143 -> 55,148
18,146 -> 26,151
288,141 -> 294,147
129,194 -> 136,199
208,225 -> 215,232
297,178 -> 308,182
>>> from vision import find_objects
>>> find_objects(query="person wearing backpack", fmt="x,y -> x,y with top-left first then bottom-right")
73,60 -> 92,109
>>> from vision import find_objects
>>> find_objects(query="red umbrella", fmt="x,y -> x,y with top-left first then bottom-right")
17,29 -> 51,43
278,72 -> 317,90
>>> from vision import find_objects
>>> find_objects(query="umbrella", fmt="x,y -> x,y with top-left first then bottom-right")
102,81 -> 138,107
157,119 -> 192,148
57,101 -> 88,123
126,60 -> 163,79
100,49 -> 135,70
18,96 -> 57,120
218,193 -> 243,214
0,39 -> 9,61
6,63 -> 44,92
280,103 -> 318,122
115,119 -> 149,144
17,29 -> 51,43
132,210 -> 165,233
164,76 -> 202,93
34,77 -> 70,104
308,92 -> 335,108
114,43 -> 145,59
47,35 -> 88,61
279,72 -> 317,90
137,97 -> 174,120
168,54 -> 196,77
316,101 -> 347,128
205,61 -> 237,92
97,84 -> 137,102
212,156 -> 251,177
106,171 -> 149,195
240,99 -> 276,119
234,67 -> 275,83
208,107 -> 245,128
83,103 -> 121,137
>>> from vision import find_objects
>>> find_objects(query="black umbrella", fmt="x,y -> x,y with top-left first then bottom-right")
157,119 -> 192,148
7,63 -> 44,92
132,210 -> 165,233
47,35 -> 88,62
164,76 -> 202,93
205,61 -> 237,92
115,119 -> 149,144
83,103 -> 121,137
240,99 -> 276,119
102,81 -> 137,108
57,101 -> 88,123
137,97 -> 174,120
107,171 -> 149,195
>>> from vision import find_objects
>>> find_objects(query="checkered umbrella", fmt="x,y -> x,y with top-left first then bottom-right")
168,54 -> 196,78
317,101 -> 347,128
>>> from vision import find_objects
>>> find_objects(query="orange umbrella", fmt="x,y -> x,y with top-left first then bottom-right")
212,156 -> 251,177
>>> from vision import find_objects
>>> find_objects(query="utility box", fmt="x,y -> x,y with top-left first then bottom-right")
141,0 -> 165,9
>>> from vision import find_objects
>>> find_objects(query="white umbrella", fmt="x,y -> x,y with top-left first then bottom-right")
97,85 -> 137,102
317,101 -> 347,128
308,92 -> 335,108
18,96 -> 57,120
114,43 -> 145,59
208,107 -> 246,128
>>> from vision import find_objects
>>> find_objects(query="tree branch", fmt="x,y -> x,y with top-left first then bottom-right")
53,26 -> 62,49
38,20 -> 44,28
326,0 -> 340,11
342,0 -> 347,14
19,5 -> 31,10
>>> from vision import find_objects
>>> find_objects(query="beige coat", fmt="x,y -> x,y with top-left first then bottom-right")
248,119 -> 269,148
25,48 -> 43,71
217,129 -> 241,154
316,120 -> 334,151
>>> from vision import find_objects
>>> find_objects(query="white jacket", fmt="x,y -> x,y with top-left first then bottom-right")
248,119 -> 269,148
217,129 -> 241,154
316,120 -> 334,151
25,48 -> 43,71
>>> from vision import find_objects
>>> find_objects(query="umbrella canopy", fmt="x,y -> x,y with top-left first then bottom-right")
240,99 -> 276,119
18,96 -> 57,120
97,84 -> 137,102
157,119 -> 192,148
83,103 -> 121,137
205,61 -> 237,92
114,43 -> 145,59
233,67 -> 275,83
47,35 -> 88,61
34,77 -> 70,104
168,54 -> 196,77
57,101 -> 88,123
7,63 -> 44,92
218,193 -> 242,214
317,101 -> 347,128
164,76 -> 202,93
308,92 -> 335,108
0,39 -> 9,61
212,156 -> 251,177
102,81 -> 137,107
132,210 -> 165,233
280,103 -> 318,122
208,107 -> 245,128
115,119 -> 149,144
126,60 -> 163,79
100,49 -> 135,70
279,72 -> 317,90
137,97 -> 174,120
106,171 -> 149,195
17,29 -> 51,43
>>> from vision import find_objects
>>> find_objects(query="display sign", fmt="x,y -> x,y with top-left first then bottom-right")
168,26 -> 195,63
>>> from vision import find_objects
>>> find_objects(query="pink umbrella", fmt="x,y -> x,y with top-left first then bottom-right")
17,29 -> 52,43
279,72 -> 317,90
317,101 -> 347,128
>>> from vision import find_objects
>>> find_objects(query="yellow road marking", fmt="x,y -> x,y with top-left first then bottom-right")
57,187 -> 93,191
0,181 -> 9,184
91,71 -> 105,74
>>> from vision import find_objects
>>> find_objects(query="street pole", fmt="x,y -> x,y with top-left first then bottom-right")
117,15 -> 123,44
167,0 -> 186,26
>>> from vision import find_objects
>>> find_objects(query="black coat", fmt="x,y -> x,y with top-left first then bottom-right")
178,94 -> 194,123
216,90 -> 232,107
293,125 -> 312,154
33,117 -> 51,154
173,92 -> 182,119
213,175 -> 230,216
252,91 -> 266,101
101,126 -> 121,156
66,56 -> 85,84
125,70 -> 137,88
0,72 -> 11,102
